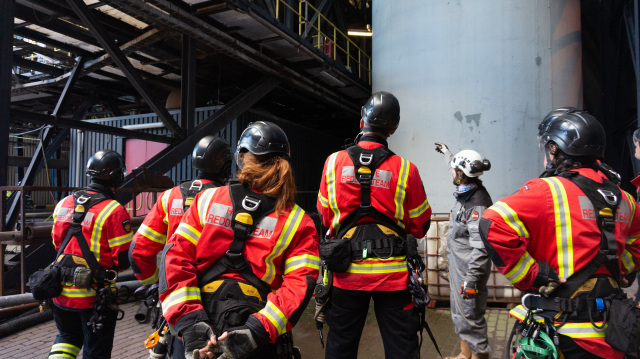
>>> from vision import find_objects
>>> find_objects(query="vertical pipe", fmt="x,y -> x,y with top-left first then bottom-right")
0,0 -> 13,188
276,0 -> 279,19
75,130 -> 84,187
318,11 -> 321,49
347,41 -> 350,68
20,191 -> 26,294
333,28 -> 336,60
358,51 -> 361,78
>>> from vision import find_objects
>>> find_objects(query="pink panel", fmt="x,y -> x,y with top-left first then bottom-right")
125,139 -> 167,216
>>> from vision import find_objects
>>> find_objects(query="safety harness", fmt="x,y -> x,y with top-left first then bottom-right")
179,180 -> 221,213
509,172 -> 628,358
57,187 -> 123,333
197,184 -> 299,357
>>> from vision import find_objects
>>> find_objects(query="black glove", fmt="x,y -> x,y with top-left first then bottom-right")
435,142 -> 448,154
182,321 -> 214,358
216,326 -> 267,359
460,281 -> 478,299
533,261 -> 561,297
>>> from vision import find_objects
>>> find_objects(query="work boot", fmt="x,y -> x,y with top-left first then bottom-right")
471,353 -> 489,359
444,340 -> 472,359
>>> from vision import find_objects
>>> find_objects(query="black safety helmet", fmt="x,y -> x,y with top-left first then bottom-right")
633,128 -> 640,143
86,150 -> 126,187
537,108 -> 606,157
192,136 -> 232,177
235,121 -> 290,169
361,91 -> 400,135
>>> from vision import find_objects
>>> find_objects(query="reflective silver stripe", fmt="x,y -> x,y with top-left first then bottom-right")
50,343 -> 80,356
161,287 -> 201,313
175,223 -> 201,245
260,302 -> 287,334
542,178 -> 573,278
262,205 -> 305,284
346,262 -> 407,273
198,188 -> 217,227
326,153 -> 341,232
504,252 -> 534,283
393,158 -> 410,223
90,200 -> 119,262
491,202 -> 529,238
409,199 -> 430,218
284,255 -> 320,274
138,224 -> 167,244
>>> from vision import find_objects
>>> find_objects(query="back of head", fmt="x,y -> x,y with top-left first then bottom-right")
192,136 -> 232,179
86,149 -> 126,188
451,150 -> 491,178
235,122 -> 295,214
538,108 -> 605,171
361,91 -> 400,136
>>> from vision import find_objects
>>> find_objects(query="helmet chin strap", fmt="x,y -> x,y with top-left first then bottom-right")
545,150 -> 554,170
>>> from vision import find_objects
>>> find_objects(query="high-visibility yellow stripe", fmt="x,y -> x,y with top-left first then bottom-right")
504,252 -> 535,283
89,200 -> 120,263
60,287 -> 97,298
160,190 -> 171,225
393,158 -> 411,226
161,287 -> 201,313
108,232 -> 132,247
409,198 -> 430,218
556,322 -> 607,338
628,234 -> 640,246
138,224 -> 167,245
284,254 -> 320,274
198,188 -> 218,227
140,267 -> 159,285
51,343 -> 80,356
622,249 -> 635,273
175,223 -> 201,246
488,201 -> 530,238
259,301 -> 288,335
318,193 -> 329,208
346,259 -> 407,274
326,153 -> 341,233
542,178 -> 574,278
509,305 -> 545,323
262,205 -> 305,284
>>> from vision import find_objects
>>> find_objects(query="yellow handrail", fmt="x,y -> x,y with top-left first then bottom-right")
275,0 -> 371,84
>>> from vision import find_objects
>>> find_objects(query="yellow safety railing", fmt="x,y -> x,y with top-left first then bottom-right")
275,0 -> 371,85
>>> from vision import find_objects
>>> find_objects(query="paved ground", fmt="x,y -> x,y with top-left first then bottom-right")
0,299 -> 517,359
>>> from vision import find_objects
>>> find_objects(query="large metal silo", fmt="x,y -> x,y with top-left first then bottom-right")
373,0 -> 582,211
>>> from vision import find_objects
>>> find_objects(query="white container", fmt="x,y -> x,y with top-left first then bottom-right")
425,215 -> 522,300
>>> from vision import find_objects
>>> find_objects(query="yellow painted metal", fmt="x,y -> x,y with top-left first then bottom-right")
298,1 -> 302,35
347,40 -> 350,68
333,27 -> 336,60
276,0 -> 279,19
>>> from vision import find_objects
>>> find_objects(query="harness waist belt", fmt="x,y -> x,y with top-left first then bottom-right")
525,295 -> 606,313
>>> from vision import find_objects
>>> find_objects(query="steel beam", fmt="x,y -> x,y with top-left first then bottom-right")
12,55 -> 65,76
0,0 -> 13,188
104,92 -> 123,117
181,35 -> 196,137
13,28 -> 93,57
10,109 -> 178,144
65,0 -> 185,138
52,56 -> 86,116
115,75 -> 282,205
305,0 -> 334,41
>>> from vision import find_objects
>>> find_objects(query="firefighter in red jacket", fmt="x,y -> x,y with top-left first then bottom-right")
48,150 -> 131,359
129,136 -> 231,286
317,92 -> 432,359
480,108 -> 640,359
631,128 -> 640,201
159,122 -> 319,359
129,136 -> 231,358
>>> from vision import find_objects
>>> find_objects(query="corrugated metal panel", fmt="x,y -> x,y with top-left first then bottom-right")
71,106 -> 343,213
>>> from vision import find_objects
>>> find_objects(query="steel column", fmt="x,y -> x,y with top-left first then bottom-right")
181,35 -> 196,137
0,0 -> 13,188
636,0 -> 640,127
52,56 -> 86,116
104,92 -> 124,117
115,75 -> 282,205
65,0 -> 185,138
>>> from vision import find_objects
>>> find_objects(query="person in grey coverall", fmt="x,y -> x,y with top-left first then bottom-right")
435,143 -> 492,359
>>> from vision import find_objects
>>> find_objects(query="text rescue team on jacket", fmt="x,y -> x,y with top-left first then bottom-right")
317,140 -> 432,292
159,186 -> 320,343
481,168 -> 640,359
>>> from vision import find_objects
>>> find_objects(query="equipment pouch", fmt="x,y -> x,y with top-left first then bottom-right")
605,297 -> 640,353
406,234 -> 419,259
73,266 -> 93,289
319,238 -> 351,273
29,267 -> 62,300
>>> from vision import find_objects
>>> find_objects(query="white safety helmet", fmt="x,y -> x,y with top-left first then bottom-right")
450,150 -> 491,178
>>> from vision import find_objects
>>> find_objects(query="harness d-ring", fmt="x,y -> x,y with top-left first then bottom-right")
521,293 -> 542,313
242,196 -> 261,211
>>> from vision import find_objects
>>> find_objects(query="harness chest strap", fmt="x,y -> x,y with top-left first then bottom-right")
339,145 -> 405,239
180,180 -> 220,212
198,184 -> 277,294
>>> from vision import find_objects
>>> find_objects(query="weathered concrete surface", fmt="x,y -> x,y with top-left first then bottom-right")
0,299 -> 517,358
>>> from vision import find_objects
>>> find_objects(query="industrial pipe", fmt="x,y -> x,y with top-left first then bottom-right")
0,302 -> 40,320
135,301 -> 151,323
0,280 -> 143,308
2,216 -> 147,242
0,309 -> 53,339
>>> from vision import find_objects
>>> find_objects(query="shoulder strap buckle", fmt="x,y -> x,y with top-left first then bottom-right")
189,180 -> 204,191
598,189 -> 618,206
359,153 -> 373,165
241,196 -> 261,211
77,195 -> 91,204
